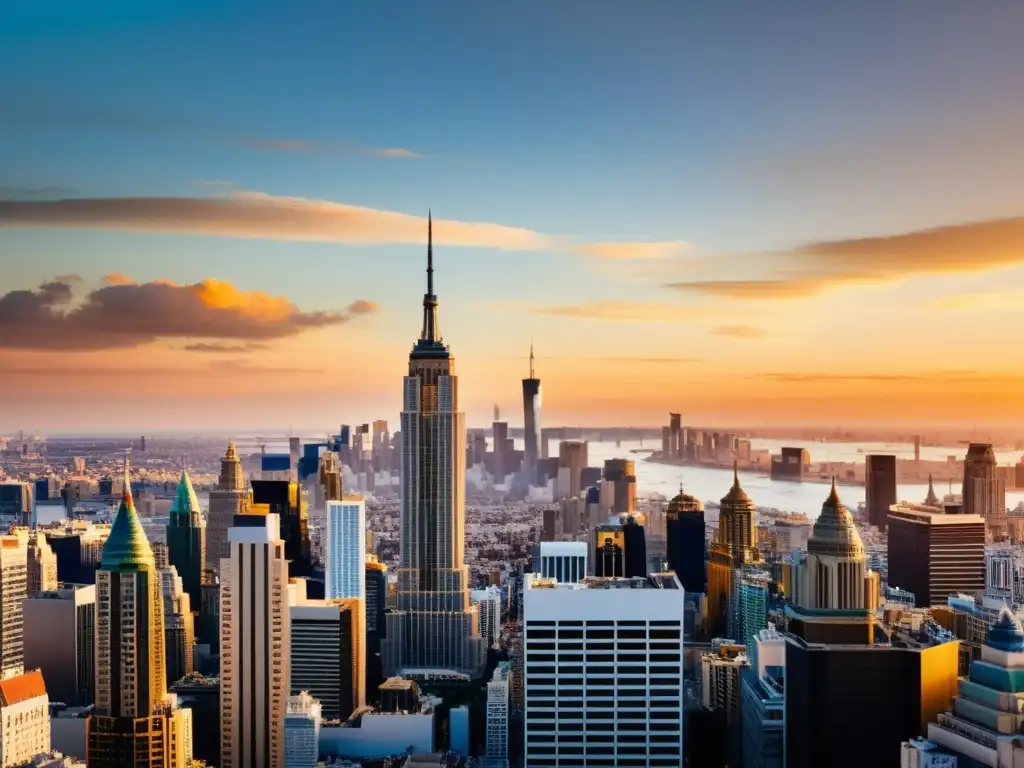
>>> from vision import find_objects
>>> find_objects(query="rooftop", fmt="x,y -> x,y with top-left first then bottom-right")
527,573 -> 681,590
0,669 -> 47,706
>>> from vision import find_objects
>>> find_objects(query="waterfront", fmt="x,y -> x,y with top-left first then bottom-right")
585,439 -> 1024,521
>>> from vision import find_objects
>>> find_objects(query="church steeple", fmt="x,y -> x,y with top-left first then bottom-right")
420,211 -> 441,343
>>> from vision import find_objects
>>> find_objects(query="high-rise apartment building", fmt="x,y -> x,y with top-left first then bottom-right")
325,496 -> 366,707
470,586 -> 502,648
888,504 -> 986,607
207,442 -> 249,571
160,566 -> 195,685
537,541 -> 587,583
220,509 -> 290,768
665,485 -> 705,596
708,466 -> 760,638
523,573 -> 685,767
483,661 -> 511,768
963,443 -> 1007,539
731,569 -> 770,648
522,345 -> 542,483
166,469 -> 205,609
0,669 -> 50,766
865,454 -> 897,529
289,599 -> 360,722
0,537 -> 27,679
86,462 -> 192,768
23,584 -> 95,706
26,532 -> 57,596
384,216 -> 485,678
283,691 -> 321,768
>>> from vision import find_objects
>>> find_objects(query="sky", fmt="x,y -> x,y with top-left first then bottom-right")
2,1 -> 1024,432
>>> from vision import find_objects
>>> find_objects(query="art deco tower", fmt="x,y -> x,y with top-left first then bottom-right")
87,457 -> 192,768
707,463 -> 760,638
522,344 -> 542,482
383,213 -> 485,677
207,441 -> 250,571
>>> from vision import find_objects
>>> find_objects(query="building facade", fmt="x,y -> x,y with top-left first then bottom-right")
384,216 -> 485,678
537,541 -> 587,584
0,669 -> 50,766
283,691 -> 321,768
963,443 -> 1007,539
220,510 -> 290,768
665,486 -> 705,596
206,442 -> 249,572
290,600 -> 360,722
522,345 -> 542,483
708,466 -> 760,638
865,454 -> 897,530
523,573 -> 685,767
23,584 -> 95,706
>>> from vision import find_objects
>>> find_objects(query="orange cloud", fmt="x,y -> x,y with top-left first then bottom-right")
531,301 -> 702,322
929,290 -> 1024,312
572,241 -> 688,260
0,276 -> 375,350
666,216 -> 1024,300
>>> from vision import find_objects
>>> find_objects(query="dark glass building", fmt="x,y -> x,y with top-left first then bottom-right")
166,470 -> 206,609
865,454 -> 897,529
522,345 -> 542,482
785,634 -> 958,767
251,479 -> 311,577
666,486 -> 705,595
365,558 -> 388,700
622,516 -> 647,578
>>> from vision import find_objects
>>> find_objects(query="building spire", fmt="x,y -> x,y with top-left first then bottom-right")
123,449 -> 132,503
420,210 -> 441,342
529,341 -> 535,379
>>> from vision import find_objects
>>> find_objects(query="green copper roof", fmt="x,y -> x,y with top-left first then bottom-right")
100,460 -> 155,572
170,469 -> 203,527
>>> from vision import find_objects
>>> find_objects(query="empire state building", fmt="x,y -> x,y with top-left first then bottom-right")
383,214 -> 485,678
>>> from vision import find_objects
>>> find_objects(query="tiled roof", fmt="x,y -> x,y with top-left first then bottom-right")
0,669 -> 47,706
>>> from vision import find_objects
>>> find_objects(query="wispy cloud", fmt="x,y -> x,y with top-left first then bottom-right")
929,290 -> 1024,312
532,301 -> 701,322
756,370 -> 1022,385
0,192 -> 687,256
182,341 -> 270,353
0,276 -> 376,350
666,217 -> 1024,300
711,325 -> 766,339
572,241 -> 688,260
239,137 -> 423,159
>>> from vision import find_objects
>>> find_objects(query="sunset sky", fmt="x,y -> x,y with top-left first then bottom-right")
3,2 -> 1024,431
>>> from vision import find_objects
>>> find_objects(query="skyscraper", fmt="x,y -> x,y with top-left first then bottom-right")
26,531 -> 57,596
963,443 -> 1007,539
86,458 -> 192,768
252,479 -> 311,577
383,214 -> 485,678
522,344 -> 541,483
0,537 -> 27,679
220,508 -> 290,768
166,469 -> 205,610
207,442 -> 249,571
708,464 -> 760,638
865,454 -> 897,529
666,484 -> 705,595
364,556 -> 388,698
325,495 -> 367,707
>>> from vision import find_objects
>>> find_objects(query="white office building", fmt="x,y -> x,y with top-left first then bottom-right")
538,541 -> 587,584
523,573 -> 685,767
326,497 -> 366,602
220,512 -> 291,768
471,586 -> 502,648
284,691 -> 322,768
483,661 -> 511,768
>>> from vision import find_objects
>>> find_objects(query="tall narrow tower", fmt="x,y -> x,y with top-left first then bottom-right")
522,343 -> 542,483
383,213 -> 485,677
207,441 -> 250,571
166,468 -> 205,609
87,456 -> 192,768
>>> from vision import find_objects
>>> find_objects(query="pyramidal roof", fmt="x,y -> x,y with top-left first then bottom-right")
170,469 -> 203,527
808,477 -> 865,558
720,460 -> 754,510
987,605 -> 1024,653
100,454 -> 155,572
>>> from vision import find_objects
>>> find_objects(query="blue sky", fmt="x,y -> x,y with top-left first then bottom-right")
2,1 -> 1024,429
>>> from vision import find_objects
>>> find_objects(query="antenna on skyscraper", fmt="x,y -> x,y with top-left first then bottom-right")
529,340 -> 535,379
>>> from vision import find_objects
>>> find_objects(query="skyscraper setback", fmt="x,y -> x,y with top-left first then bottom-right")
383,214 -> 485,678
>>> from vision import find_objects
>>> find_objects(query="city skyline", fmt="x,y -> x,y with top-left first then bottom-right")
5,3 -> 1024,430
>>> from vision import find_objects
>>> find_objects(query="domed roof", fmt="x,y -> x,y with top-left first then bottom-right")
668,481 -> 703,515
720,462 -> 755,511
807,478 -> 865,558
100,456 -> 155,572
987,605 -> 1024,653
